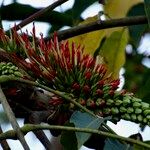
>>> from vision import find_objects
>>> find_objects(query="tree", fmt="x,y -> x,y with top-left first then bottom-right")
0,0 -> 150,149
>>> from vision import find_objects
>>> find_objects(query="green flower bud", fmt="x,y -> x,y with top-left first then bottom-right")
14,71 -> 23,77
2,65 -> 7,70
106,99 -> 114,106
111,107 -> 119,115
143,118 -> 147,123
123,95 -> 131,100
144,110 -> 150,116
135,108 -> 142,114
103,108 -> 111,115
6,65 -> 11,69
127,107 -> 134,114
137,115 -> 143,122
103,85 -> 110,91
115,99 -> 122,106
0,62 -> 6,67
142,102 -> 150,110
10,66 -> 17,70
8,69 -> 14,74
95,110 -> 103,117
7,62 -> 13,67
14,67 -> 19,71
122,98 -> 130,106
113,91 -> 121,98
122,114 -> 131,120
120,106 -> 126,113
131,114 -> 137,121
95,98 -> 105,107
146,115 -> 150,120
133,102 -> 141,108
86,99 -> 95,108
2,70 -> 8,74
132,97 -> 142,103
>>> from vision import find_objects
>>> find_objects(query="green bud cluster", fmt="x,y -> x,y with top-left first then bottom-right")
0,62 -> 23,77
70,80 -> 150,126
94,93 -> 150,126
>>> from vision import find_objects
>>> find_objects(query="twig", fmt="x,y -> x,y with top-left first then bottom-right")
27,111 -> 53,149
0,124 -> 150,149
0,75 -> 116,135
0,75 -> 95,117
0,85 -> 30,150
12,0 -> 68,31
47,15 -> 147,41
0,126 -> 10,150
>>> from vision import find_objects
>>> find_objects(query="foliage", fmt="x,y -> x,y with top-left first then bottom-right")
0,0 -> 150,150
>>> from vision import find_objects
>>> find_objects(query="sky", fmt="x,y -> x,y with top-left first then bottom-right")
0,0 -> 150,150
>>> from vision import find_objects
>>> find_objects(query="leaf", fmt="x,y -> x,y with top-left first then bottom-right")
144,0 -> 150,28
104,0 -> 143,36
60,123 -> 78,150
104,138 -> 133,150
104,0 -> 143,18
70,111 -> 111,149
127,3 -> 148,47
99,29 -> 128,79
67,15 -> 106,55
68,0 -> 140,55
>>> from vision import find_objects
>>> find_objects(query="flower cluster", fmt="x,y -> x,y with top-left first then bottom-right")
0,27 -> 150,126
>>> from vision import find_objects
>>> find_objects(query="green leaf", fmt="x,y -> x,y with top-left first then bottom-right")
60,123 -> 78,150
144,0 -> 150,28
104,0 -> 142,18
104,138 -> 133,150
127,3 -> 148,47
67,15 -> 106,55
99,29 -> 128,79
70,111 -> 110,149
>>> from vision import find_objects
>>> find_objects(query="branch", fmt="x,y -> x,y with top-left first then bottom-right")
12,0 -> 68,31
0,126 -> 10,150
0,85 -> 30,150
0,124 -> 150,149
0,75 -> 95,117
0,75 -> 116,135
48,15 -> 147,41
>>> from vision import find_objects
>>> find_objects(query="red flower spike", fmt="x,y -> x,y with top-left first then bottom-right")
96,89 -> 104,97
111,79 -> 120,90
79,99 -> 86,106
99,100 -> 106,107
72,83 -> 80,91
87,99 -> 96,108
120,89 -> 127,95
97,80 -> 104,88
32,22 -> 36,40
53,32 -> 59,50
109,90 -> 114,97
0,27 -> 124,113
77,49 -> 81,66
71,42 -> 75,67
0,29 -> 9,45
83,85 -> 91,94
84,71 -> 92,80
